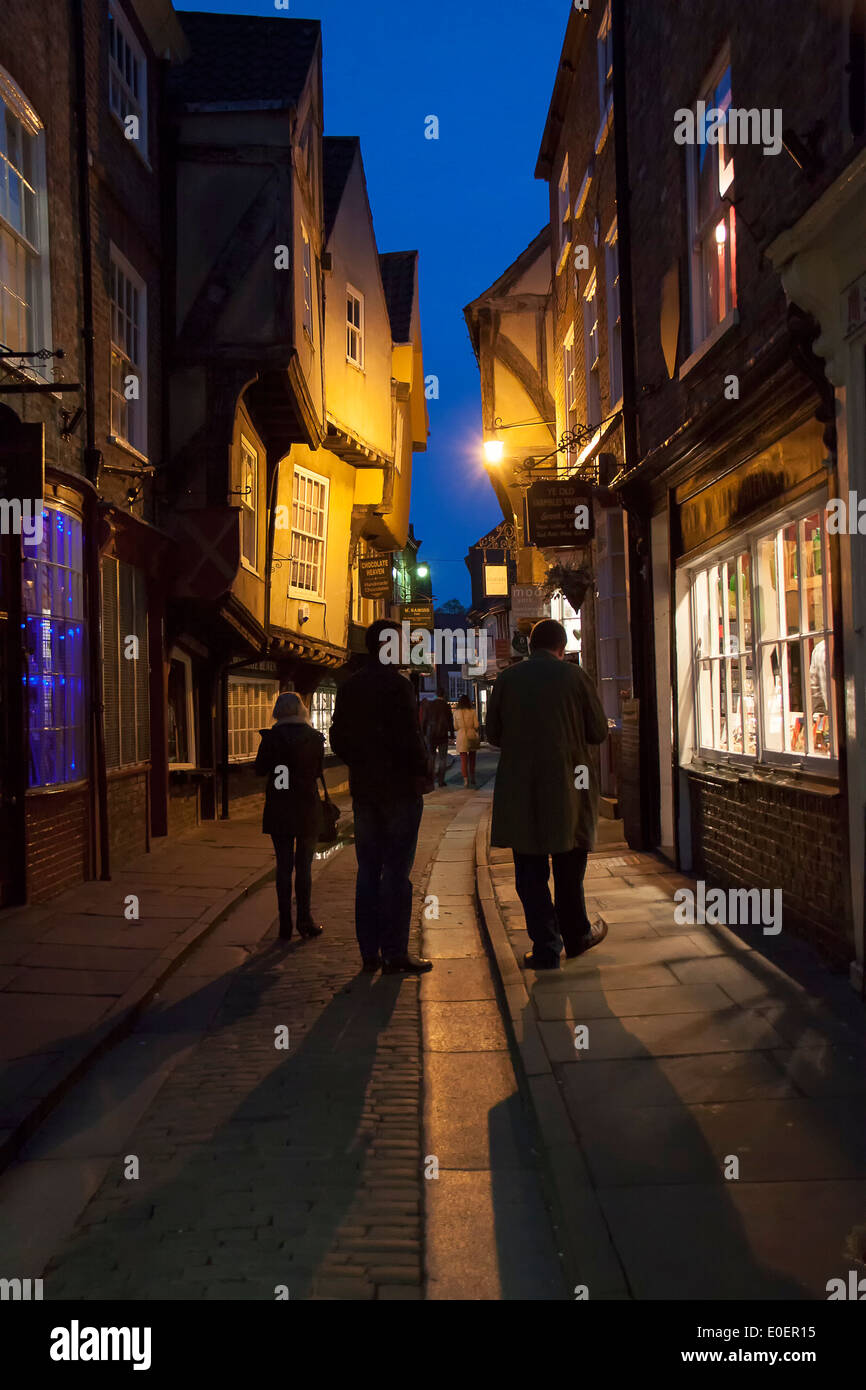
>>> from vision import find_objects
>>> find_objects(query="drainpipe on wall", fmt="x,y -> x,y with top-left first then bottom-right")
611,0 -> 661,849
73,0 -> 110,879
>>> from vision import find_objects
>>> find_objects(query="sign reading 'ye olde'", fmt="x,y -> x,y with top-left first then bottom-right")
525,478 -> 594,548
359,552 -> 393,598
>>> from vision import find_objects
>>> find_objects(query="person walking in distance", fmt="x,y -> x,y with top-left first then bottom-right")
330,618 -> 434,974
486,618 -> 609,970
453,693 -> 480,787
421,686 -> 454,787
255,691 -> 325,942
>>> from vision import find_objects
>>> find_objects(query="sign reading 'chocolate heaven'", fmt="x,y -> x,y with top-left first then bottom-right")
359,552 -> 393,598
526,478 -> 594,548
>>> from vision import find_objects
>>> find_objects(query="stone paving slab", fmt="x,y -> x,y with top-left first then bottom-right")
598,1180 -> 866,1300
0,808 -> 285,1171
537,1008 -> 787,1064
557,1050 -> 798,1113
426,1169 -> 564,1300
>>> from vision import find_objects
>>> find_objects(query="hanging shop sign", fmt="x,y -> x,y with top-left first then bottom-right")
401,601 -> 434,630
510,583 -> 549,626
525,478 -> 594,548
359,551 -> 393,598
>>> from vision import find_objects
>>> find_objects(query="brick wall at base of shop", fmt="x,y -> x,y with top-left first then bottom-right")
167,781 -> 199,838
107,771 -> 148,869
25,788 -> 90,903
687,772 -> 849,965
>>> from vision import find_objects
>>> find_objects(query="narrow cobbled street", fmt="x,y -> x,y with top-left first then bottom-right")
2,752 -> 563,1300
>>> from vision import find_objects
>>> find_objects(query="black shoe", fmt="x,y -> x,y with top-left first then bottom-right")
565,919 -> 608,959
297,921 -> 324,939
381,953 -> 433,975
523,950 -> 560,971
361,956 -> 381,973
278,919 -> 293,940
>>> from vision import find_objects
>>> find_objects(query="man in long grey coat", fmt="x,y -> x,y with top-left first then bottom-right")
486,617 -> 609,970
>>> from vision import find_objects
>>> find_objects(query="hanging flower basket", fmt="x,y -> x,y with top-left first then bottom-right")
542,561 -> 594,613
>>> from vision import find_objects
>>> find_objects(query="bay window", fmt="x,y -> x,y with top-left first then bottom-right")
0,66 -> 50,364
22,506 -> 87,786
690,500 -> 836,768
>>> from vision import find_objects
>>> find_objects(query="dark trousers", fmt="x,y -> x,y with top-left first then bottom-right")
512,847 -> 592,966
271,834 -> 317,930
428,738 -> 448,784
353,796 -> 423,961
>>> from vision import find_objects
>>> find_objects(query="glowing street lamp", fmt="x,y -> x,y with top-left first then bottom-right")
483,438 -> 504,464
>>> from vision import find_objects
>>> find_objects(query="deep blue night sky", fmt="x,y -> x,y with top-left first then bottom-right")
177,0 -> 568,604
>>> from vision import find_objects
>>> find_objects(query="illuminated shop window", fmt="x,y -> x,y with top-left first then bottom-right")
22,506 -> 86,786
691,501 -> 836,767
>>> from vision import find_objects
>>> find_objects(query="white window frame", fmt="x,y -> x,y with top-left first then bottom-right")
557,157 -> 571,264
108,6 -> 148,161
167,649 -> 196,770
288,465 -> 329,600
685,48 -> 736,353
240,434 -> 258,572
301,224 -> 313,339
228,676 -> 278,763
347,285 -> 365,368
109,244 -> 148,457
102,556 -> 149,770
582,271 -> 601,429
605,220 -> 623,408
688,492 -> 837,775
597,3 -> 614,122
0,65 -> 51,370
562,326 -> 578,469
394,402 -> 404,475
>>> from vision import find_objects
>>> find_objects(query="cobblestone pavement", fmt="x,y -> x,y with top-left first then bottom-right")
39,771 -> 485,1301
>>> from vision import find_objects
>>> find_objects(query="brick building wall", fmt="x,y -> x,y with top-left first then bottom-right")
544,10 -> 621,457
25,789 -> 90,903
625,0 -> 864,454
168,782 -> 199,837
1,0 -> 84,462
107,769 -> 149,867
688,771 -> 850,964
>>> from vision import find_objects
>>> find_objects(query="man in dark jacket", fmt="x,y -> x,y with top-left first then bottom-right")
255,691 -> 325,941
420,686 -> 454,787
487,618 -> 609,971
330,619 -> 433,975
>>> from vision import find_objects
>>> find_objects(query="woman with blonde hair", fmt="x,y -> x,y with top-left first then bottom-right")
454,693 -> 480,788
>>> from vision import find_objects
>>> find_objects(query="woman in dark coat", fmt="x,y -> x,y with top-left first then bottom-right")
255,691 -> 325,941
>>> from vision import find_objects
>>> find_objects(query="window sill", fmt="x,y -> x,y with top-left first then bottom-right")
25,778 -> 89,797
240,558 -> 262,579
287,592 -> 325,605
106,435 -> 150,467
574,167 -> 592,220
594,98 -> 614,157
555,240 -> 572,278
346,357 -> 366,373
109,108 -> 152,172
687,755 -> 840,796
678,308 -> 739,380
